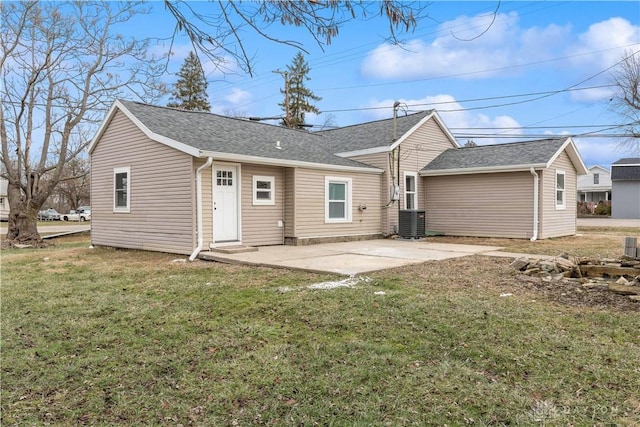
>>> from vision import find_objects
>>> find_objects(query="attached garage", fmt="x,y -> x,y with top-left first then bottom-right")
421,138 -> 588,240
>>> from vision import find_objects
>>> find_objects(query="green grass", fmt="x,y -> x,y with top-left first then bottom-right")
2,238 -> 639,426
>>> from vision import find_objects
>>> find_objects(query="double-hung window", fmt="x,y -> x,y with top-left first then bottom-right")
404,172 -> 417,209
114,166 -> 131,212
325,177 -> 352,223
253,175 -> 275,205
593,173 -> 599,185
556,170 -> 565,209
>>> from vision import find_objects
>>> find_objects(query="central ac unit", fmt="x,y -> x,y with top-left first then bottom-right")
398,210 -> 426,238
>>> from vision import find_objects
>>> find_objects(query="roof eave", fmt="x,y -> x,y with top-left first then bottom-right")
420,163 -> 548,176
89,99 -> 201,157
546,137 -> 589,175
200,151 -> 383,174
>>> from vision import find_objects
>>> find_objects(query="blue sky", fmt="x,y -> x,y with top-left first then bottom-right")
133,1 -> 639,169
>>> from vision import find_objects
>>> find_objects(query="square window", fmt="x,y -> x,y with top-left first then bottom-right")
253,176 -> 275,205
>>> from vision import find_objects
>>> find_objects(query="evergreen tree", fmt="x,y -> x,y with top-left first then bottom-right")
168,51 -> 211,111
279,52 -> 321,129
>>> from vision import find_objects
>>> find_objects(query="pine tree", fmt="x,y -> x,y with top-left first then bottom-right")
278,52 -> 321,129
167,51 -> 211,111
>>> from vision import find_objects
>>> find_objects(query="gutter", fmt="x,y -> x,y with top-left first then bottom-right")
189,157 -> 213,261
530,167 -> 539,242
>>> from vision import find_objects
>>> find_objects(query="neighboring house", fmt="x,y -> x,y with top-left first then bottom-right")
611,158 -> 640,219
0,178 -> 9,221
89,100 -> 588,257
577,165 -> 611,203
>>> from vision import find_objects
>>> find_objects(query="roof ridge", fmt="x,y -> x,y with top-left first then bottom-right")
460,137 -> 568,149
317,110 -> 432,134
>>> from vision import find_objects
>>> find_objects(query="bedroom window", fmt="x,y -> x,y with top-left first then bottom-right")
404,172 -> 417,209
325,177 -> 352,223
114,166 -> 130,212
556,170 -> 565,210
593,173 -> 599,184
253,175 -> 275,205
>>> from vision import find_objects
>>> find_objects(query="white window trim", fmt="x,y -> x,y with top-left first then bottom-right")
555,170 -> 566,210
325,176 -> 352,223
252,175 -> 275,206
404,171 -> 418,210
113,166 -> 131,213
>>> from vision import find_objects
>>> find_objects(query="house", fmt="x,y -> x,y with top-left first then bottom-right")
577,165 -> 611,204
611,158 -> 640,219
89,100 -> 588,258
0,178 -> 9,221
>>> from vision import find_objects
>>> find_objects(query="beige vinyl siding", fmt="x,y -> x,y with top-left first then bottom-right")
539,151 -> 578,238
241,164 -> 285,246
349,152 -> 389,234
351,117 -> 456,234
292,168 -> 382,238
284,168 -> 296,237
425,172 -> 535,238
91,110 -> 195,255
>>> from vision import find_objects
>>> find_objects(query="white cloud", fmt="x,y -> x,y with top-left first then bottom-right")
361,12 -> 570,80
224,87 -> 252,105
569,17 -> 640,68
361,95 -> 523,145
361,12 -> 638,82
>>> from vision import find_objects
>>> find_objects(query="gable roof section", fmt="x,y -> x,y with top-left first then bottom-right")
316,110 -> 458,156
89,100 -> 382,173
611,158 -> 640,181
420,137 -> 588,176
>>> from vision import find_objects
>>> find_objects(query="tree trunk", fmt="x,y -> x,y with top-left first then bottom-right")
4,185 -> 45,247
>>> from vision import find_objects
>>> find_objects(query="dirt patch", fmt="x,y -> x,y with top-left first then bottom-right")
501,274 -> 639,312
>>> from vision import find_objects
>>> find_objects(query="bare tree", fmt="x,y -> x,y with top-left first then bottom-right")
164,0 -> 430,76
610,50 -> 640,153
1,1 -> 167,246
52,157 -> 91,214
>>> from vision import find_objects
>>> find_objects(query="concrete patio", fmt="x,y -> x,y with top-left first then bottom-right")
198,239 -> 537,275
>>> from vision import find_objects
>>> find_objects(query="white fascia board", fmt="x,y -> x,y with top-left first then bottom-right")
578,186 -> 612,192
546,137 -> 589,175
389,110 -> 459,152
89,99 -> 200,157
612,163 -> 640,167
200,151 -> 383,174
419,163 -> 548,176
589,165 -> 610,173
334,145 -> 391,158
334,111 -> 459,158
88,101 -> 120,154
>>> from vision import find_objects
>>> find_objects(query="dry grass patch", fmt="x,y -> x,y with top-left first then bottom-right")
2,235 -> 639,426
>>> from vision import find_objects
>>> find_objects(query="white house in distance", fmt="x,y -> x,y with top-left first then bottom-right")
577,165 -> 611,204
0,178 -> 9,221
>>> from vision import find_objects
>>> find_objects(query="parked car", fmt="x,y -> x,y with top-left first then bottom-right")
61,208 -> 91,222
38,208 -> 60,221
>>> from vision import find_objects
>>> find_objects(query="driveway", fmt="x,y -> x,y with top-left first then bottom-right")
0,223 -> 90,236
199,239 -> 514,275
578,217 -> 640,228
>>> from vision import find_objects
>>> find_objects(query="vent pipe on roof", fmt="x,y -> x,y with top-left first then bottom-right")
530,167 -> 539,241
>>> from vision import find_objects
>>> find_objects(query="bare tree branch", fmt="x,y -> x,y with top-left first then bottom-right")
163,0 -> 430,76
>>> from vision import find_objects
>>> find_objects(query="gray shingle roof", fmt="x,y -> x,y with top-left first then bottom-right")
611,158 -> 640,181
422,138 -> 568,173
316,110 -> 432,153
119,100 -> 379,170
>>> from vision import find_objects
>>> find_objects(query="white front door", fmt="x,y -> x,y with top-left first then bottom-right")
214,165 -> 239,242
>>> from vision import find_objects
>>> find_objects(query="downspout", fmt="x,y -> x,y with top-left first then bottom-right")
529,167 -> 539,242
189,157 -> 213,261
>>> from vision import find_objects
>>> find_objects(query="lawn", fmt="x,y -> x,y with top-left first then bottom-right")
2,234 -> 639,426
